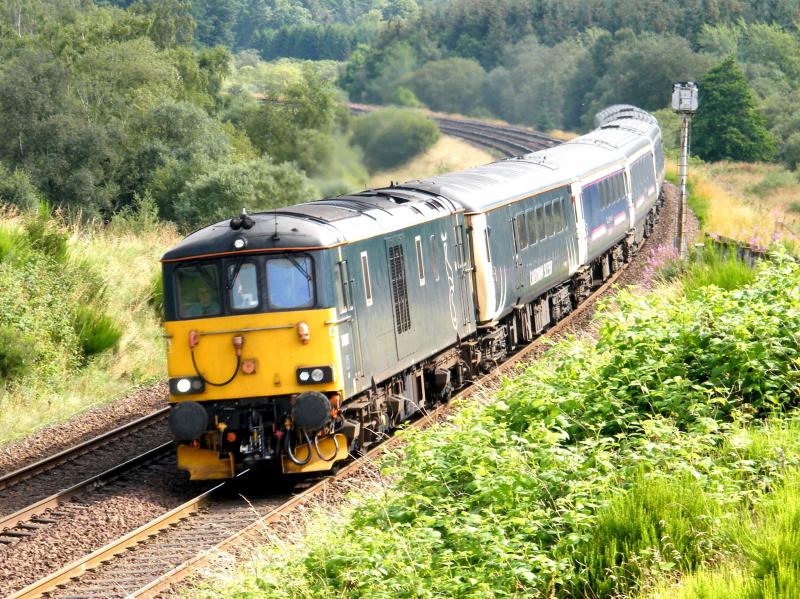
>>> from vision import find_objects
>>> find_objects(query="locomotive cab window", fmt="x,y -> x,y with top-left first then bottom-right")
175,263 -> 222,319
265,255 -> 314,310
228,261 -> 259,311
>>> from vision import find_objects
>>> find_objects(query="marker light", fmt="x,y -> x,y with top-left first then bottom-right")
233,237 -> 247,249
311,368 -> 324,382
176,378 -> 192,393
299,371 -> 310,382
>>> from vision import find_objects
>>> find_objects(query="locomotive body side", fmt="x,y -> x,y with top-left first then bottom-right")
162,192 -> 476,479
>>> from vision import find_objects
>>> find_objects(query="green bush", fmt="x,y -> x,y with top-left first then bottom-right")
149,271 -> 164,320
72,305 -> 122,357
0,165 -> 42,211
350,108 -> 440,171
24,204 -> 67,262
0,326 -> 30,381
223,255 -> 800,599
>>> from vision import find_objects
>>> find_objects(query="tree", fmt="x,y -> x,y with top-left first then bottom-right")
693,56 -> 777,162
173,159 -> 317,227
405,57 -> 486,115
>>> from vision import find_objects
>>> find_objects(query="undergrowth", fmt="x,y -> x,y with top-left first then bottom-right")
199,252 -> 800,599
0,202 -> 178,443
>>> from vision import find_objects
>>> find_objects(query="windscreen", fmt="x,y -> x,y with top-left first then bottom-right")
175,264 -> 222,319
266,255 -> 315,309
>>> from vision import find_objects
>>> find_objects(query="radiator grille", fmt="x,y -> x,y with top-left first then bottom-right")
388,244 -> 411,334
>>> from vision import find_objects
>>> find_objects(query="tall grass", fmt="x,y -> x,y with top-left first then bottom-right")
681,244 -> 756,294
649,472 -> 800,599
0,206 -> 180,445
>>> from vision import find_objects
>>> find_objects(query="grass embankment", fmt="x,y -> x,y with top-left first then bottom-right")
196,249 -> 800,598
0,204 -> 178,445
667,159 -> 800,248
368,135 -> 494,188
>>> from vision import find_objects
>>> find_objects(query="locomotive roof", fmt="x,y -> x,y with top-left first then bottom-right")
161,189 -> 461,262
403,112 -> 661,213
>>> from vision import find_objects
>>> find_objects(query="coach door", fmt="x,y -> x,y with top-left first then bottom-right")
512,212 -> 526,291
386,237 -> 416,360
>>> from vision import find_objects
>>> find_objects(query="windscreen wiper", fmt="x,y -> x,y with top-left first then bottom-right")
227,255 -> 245,290
285,253 -> 311,281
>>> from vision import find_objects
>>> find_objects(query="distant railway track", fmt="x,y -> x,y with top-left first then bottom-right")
7,227 -> 641,599
347,103 -> 560,156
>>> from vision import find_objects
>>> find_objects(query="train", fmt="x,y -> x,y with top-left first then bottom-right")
161,105 -> 665,480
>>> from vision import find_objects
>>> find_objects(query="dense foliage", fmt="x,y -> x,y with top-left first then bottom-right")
351,108 -> 439,171
214,254 -> 800,597
0,213 -> 121,386
0,1 -> 377,228
340,6 -> 800,168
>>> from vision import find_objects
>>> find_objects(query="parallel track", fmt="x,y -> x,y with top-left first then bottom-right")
0,408 -> 169,494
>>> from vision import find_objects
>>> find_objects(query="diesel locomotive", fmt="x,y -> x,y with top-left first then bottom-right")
162,105 -> 665,480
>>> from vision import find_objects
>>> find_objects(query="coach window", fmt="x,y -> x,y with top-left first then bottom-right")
552,200 -> 562,233
360,251 -> 373,306
517,212 -> 529,248
265,255 -> 314,310
543,203 -> 553,237
228,262 -> 259,311
535,206 -> 544,240
526,209 -> 537,244
414,235 -> 425,286
176,263 -> 222,319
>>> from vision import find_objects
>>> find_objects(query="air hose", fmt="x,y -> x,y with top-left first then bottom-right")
191,349 -> 240,387
286,429 -> 313,466
314,432 -> 340,461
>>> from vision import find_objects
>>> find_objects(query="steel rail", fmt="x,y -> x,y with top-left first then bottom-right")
0,443 -> 172,537
0,407 -> 170,492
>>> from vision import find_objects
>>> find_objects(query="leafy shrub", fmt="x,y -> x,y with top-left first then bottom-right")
149,271 -> 164,320
72,305 -> 122,357
788,201 -> 800,213
23,203 -> 67,262
173,159 -> 317,228
0,164 -> 43,211
351,108 -> 440,171
227,256 -> 800,599
0,326 -> 30,381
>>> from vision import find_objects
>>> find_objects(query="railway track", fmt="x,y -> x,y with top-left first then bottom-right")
348,103 -> 560,157
0,408 -> 171,519
2,118 -> 655,599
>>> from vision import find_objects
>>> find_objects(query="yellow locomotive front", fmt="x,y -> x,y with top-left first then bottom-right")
161,212 -> 349,480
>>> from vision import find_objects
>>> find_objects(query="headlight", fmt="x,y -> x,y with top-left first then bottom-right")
169,376 -> 205,395
296,365 -> 333,385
